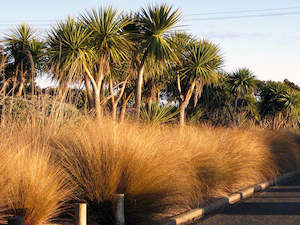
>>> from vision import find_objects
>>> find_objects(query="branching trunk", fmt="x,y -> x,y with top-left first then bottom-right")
26,50 -> 35,96
179,80 -> 196,126
58,79 -> 69,100
110,76 -> 129,121
135,50 -> 148,119
83,63 -> 104,119
100,80 -> 105,103
120,91 -> 133,123
16,64 -> 26,97
84,74 -> 94,109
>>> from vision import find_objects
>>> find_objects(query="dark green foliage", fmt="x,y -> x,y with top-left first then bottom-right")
259,81 -> 300,117
140,102 -> 178,124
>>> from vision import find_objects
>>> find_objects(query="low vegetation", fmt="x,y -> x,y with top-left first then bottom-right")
0,105 -> 299,224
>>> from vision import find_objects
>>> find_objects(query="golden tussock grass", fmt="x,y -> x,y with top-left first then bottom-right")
1,105 -> 300,224
0,120 -> 74,225
49,119 -> 195,224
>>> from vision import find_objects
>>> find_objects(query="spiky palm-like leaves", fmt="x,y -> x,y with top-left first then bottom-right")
48,17 -> 93,81
140,102 -> 178,124
181,41 -> 222,84
4,24 -> 34,64
47,17 -> 95,107
133,4 -> 182,118
177,40 -> 223,125
48,7 -> 131,118
81,7 -> 132,65
139,4 -> 181,62
80,7 -> 132,118
3,24 -> 44,96
259,82 -> 300,128
226,68 -> 256,125
260,82 -> 300,117
227,68 -> 256,98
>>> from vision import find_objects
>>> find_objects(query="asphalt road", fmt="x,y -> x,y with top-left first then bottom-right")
195,174 -> 300,225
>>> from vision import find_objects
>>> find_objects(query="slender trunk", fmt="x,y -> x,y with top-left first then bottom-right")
225,104 -> 235,124
84,75 -> 94,109
16,75 -> 24,96
156,90 -> 160,103
134,50 -> 148,119
83,62 -> 104,120
179,103 -> 185,127
234,97 -> 239,126
177,72 -> 184,102
110,77 -> 129,121
100,80 -> 105,103
26,50 -> 35,97
135,65 -> 144,118
16,69 -> 26,97
0,79 -> 10,96
120,92 -> 133,123
12,76 -> 17,97
120,100 -> 127,123
234,97 -> 238,113
149,78 -> 156,104
109,78 -> 117,120
179,81 -> 196,126
94,89 -> 102,119
58,79 -> 68,100
112,104 -> 117,121
193,81 -> 203,107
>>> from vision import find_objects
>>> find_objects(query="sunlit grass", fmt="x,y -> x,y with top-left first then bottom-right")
0,97 -> 300,224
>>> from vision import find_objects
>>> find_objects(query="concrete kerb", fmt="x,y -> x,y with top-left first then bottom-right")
162,170 -> 300,225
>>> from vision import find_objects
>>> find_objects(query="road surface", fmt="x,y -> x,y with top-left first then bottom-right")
195,174 -> 300,225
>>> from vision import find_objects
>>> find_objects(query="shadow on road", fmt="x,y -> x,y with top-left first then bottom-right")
222,202 -> 300,215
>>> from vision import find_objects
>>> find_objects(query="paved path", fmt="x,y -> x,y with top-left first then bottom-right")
195,174 -> 300,225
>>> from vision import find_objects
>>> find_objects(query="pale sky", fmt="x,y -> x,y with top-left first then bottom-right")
1,0 -> 300,87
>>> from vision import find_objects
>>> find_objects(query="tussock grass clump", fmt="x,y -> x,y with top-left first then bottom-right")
0,128 -> 74,225
1,111 -> 300,224
264,130 -> 300,173
50,119 -> 195,225
0,151 -> 10,224
165,126 -> 278,199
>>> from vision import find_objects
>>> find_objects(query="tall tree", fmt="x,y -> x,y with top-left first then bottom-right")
226,68 -> 256,124
81,7 -> 132,118
108,60 -> 131,120
176,40 -> 223,126
3,24 -> 44,96
129,4 -> 181,118
48,8 -> 131,119
47,17 -> 93,101
259,82 -> 300,128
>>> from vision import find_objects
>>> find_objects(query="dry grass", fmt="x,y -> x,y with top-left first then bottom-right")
0,127 -> 74,225
1,100 -> 300,224
49,119 -> 195,224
